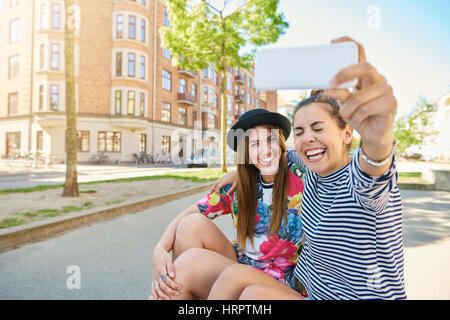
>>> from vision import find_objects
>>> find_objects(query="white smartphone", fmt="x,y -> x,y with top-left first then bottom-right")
254,42 -> 359,91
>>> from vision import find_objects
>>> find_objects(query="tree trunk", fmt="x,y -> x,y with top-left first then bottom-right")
220,68 -> 228,173
62,0 -> 79,197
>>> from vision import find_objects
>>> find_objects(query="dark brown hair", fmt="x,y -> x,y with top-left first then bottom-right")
235,125 -> 289,250
294,90 -> 351,151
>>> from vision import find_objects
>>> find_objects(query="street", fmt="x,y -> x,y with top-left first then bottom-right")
0,189 -> 449,300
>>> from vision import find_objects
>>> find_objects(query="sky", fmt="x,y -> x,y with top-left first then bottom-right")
262,0 -> 450,117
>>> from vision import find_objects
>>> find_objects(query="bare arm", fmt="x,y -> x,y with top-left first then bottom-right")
151,204 -> 200,300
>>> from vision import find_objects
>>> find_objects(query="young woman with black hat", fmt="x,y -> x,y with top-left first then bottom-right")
150,109 -> 308,300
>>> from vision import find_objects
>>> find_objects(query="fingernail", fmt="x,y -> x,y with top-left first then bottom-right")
169,272 -> 174,277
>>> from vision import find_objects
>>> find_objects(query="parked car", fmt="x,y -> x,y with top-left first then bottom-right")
405,145 -> 439,161
186,155 -> 207,168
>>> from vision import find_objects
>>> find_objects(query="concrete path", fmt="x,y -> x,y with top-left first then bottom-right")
0,189 -> 449,300
0,163 -> 216,190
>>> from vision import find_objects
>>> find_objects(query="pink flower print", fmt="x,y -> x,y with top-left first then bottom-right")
258,235 -> 298,261
260,257 -> 295,280
287,172 -> 304,197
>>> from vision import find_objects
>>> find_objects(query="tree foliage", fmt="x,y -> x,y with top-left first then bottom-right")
393,96 -> 438,154
160,0 -> 288,171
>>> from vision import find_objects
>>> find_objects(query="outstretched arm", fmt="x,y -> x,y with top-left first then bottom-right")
324,37 -> 396,177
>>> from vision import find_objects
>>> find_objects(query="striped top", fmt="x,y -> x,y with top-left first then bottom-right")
287,149 -> 407,300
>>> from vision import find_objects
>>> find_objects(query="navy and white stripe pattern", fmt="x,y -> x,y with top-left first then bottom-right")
286,149 -> 407,299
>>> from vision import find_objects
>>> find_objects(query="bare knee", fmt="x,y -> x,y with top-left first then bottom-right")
239,284 -> 266,300
176,214 -> 209,240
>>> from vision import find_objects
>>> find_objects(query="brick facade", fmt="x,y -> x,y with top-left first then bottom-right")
0,0 -> 278,164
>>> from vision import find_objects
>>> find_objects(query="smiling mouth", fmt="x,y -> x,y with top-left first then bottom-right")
305,148 -> 326,162
259,157 -> 274,165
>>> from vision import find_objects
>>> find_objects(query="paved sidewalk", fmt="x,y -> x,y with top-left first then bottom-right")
0,189 -> 448,299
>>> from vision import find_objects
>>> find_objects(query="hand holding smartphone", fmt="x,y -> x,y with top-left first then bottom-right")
254,42 -> 359,91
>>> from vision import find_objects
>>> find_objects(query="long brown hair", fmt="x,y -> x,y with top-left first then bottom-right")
235,125 -> 289,250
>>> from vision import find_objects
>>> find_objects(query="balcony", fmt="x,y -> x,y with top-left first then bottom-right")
177,92 -> 196,105
177,68 -> 197,78
235,75 -> 244,84
235,95 -> 244,103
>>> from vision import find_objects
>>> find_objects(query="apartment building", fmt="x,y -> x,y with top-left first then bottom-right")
0,0 -> 278,164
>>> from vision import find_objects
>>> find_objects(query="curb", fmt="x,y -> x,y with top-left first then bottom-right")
0,183 -> 211,252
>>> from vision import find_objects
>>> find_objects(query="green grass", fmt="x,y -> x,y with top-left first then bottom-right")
398,172 -> 422,178
0,217 -> 25,229
0,169 -> 225,195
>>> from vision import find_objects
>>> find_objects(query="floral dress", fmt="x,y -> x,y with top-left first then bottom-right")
196,163 -> 308,297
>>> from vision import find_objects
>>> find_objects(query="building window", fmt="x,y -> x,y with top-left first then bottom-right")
9,18 -> 20,43
98,132 -> 121,152
139,133 -> 147,152
51,44 -> 60,70
139,55 -> 145,80
247,93 -> 250,105
51,3 -> 61,29
161,136 -> 170,153
163,48 -> 171,60
39,85 -> 44,111
192,111 -> 197,126
191,84 -> 196,100
115,90 -> 122,114
115,52 -> 122,76
129,15 -> 136,39
8,92 -> 18,115
209,88 -> 214,105
127,91 -> 135,115
208,114 -> 215,129
163,7 -> 170,27
8,55 -> 19,79
139,92 -> 145,116
36,131 -> 43,152
179,78 -> 186,94
227,76 -> 232,91
50,85 -> 59,110
140,19 -> 145,42
161,103 -> 170,122
6,132 -> 21,158
162,70 -> 171,91
179,107 -> 186,125
128,53 -> 135,77
203,87 -> 208,103
40,4 -> 48,29
227,96 -> 232,112
39,44 -> 45,70
77,131 -> 90,152
116,14 -> 123,39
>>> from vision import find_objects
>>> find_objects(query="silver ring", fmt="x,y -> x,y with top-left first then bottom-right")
152,281 -> 159,287
161,274 -> 167,283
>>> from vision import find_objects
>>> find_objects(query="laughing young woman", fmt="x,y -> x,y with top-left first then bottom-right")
208,37 -> 407,300
150,109 -> 308,300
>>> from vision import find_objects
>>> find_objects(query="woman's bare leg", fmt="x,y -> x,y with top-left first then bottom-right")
239,284 -> 302,300
208,263 -> 303,300
170,248 -> 238,300
172,214 -> 236,260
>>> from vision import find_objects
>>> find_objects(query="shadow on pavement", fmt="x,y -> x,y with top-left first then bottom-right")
402,190 -> 450,248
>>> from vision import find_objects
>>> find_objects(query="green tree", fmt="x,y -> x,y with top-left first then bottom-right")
160,0 -> 288,172
394,96 -> 438,154
62,0 -> 79,197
